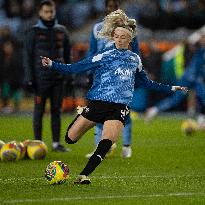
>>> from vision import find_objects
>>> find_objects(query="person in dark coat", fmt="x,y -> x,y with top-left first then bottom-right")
23,0 -> 71,152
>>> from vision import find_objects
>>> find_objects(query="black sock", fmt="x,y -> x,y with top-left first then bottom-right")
80,139 -> 112,176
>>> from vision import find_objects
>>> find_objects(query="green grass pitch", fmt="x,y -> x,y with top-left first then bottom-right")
0,114 -> 205,205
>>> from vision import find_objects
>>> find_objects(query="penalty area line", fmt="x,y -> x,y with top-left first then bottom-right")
2,192 -> 205,204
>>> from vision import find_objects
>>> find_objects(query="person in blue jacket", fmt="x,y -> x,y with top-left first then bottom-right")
86,0 -> 140,159
41,10 -> 187,184
145,34 -> 205,123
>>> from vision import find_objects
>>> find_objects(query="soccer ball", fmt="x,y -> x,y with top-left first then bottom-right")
26,140 -> 48,160
45,161 -> 69,185
0,142 -> 20,161
181,119 -> 197,136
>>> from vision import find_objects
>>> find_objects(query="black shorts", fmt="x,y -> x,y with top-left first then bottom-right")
81,100 -> 129,125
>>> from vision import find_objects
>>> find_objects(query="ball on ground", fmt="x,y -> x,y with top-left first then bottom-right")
27,140 -> 48,160
1,142 -> 20,161
45,161 -> 69,185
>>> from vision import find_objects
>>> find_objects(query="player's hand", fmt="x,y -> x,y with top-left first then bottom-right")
40,56 -> 52,67
172,86 -> 188,92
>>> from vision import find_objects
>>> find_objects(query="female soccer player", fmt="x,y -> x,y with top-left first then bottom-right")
41,10 -> 187,184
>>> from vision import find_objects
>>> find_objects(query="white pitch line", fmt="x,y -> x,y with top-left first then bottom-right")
0,174 -> 205,182
93,174 -> 205,179
2,192 -> 205,204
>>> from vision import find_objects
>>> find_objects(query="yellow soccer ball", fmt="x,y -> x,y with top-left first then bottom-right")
181,119 -> 197,136
45,161 -> 69,185
1,142 -> 20,161
27,140 -> 48,160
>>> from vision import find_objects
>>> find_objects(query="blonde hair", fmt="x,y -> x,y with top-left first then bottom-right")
98,9 -> 137,40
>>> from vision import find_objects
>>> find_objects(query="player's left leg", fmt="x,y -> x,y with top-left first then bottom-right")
75,120 -> 123,184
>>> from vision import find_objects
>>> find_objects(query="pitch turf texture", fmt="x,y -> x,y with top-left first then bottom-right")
0,114 -> 205,205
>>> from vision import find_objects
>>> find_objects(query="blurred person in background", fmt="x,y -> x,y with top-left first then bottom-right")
86,0 -> 140,159
16,0 -> 36,45
23,0 -> 71,152
1,0 -> 21,36
145,33 -> 205,129
55,0 -> 91,31
0,38 -> 22,113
